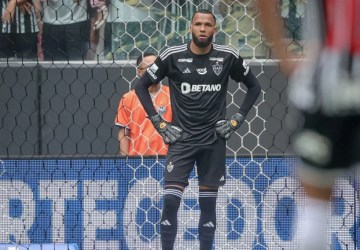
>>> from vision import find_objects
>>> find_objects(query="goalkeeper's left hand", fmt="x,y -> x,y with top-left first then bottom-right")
215,113 -> 244,140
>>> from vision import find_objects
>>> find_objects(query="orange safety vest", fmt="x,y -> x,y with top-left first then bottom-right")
115,84 -> 172,155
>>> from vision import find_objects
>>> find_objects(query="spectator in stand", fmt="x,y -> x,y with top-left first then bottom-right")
115,53 -> 172,156
41,0 -> 90,61
87,0 -> 108,60
1,0 -> 41,59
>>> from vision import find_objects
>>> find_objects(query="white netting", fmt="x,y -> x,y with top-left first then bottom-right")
1,1 -> 345,250
0,159 -> 7,236
102,0 -> 305,60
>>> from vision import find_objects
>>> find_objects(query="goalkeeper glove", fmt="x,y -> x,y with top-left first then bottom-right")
215,113 -> 244,140
150,114 -> 183,144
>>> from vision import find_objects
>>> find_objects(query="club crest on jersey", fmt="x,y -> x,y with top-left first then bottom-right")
212,63 -> 223,76
196,68 -> 207,75
167,162 -> 174,172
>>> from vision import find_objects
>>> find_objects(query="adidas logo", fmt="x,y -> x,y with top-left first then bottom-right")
182,68 -> 191,73
219,176 -> 225,182
203,221 -> 214,227
161,220 -> 171,226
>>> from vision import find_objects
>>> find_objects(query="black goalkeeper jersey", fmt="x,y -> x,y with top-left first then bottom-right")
144,43 -> 259,145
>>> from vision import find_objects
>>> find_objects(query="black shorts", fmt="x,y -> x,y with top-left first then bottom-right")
42,20 -> 90,61
0,33 -> 38,59
293,112 -> 360,170
164,137 -> 226,187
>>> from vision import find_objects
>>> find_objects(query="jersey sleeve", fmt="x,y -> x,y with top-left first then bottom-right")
115,95 -> 131,128
135,51 -> 170,118
229,54 -> 261,117
143,56 -> 167,83
229,54 -> 250,82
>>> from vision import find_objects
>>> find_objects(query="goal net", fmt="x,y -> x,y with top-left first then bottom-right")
0,0 -> 357,249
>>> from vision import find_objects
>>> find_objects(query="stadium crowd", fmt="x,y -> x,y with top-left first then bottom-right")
0,0 -> 108,60
0,0 -> 305,61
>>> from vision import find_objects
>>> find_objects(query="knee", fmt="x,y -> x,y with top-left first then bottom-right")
163,186 -> 184,212
163,194 -> 181,209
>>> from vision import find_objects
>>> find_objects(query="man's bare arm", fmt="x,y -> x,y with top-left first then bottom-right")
118,128 -> 129,156
257,0 -> 299,75
2,0 -> 28,23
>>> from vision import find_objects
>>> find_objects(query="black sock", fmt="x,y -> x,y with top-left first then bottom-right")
161,187 -> 183,250
198,189 -> 218,250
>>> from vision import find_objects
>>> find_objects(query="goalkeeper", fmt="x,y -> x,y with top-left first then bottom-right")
135,9 -> 261,250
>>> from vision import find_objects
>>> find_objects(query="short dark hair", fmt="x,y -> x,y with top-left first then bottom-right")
136,53 -> 157,67
191,9 -> 216,25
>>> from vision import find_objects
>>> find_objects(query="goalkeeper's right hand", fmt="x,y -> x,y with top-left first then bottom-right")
150,114 -> 183,144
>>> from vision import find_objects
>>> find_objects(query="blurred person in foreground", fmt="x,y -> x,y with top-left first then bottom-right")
115,53 -> 172,156
1,0 -> 41,59
257,0 -> 360,249
135,9 -> 261,250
